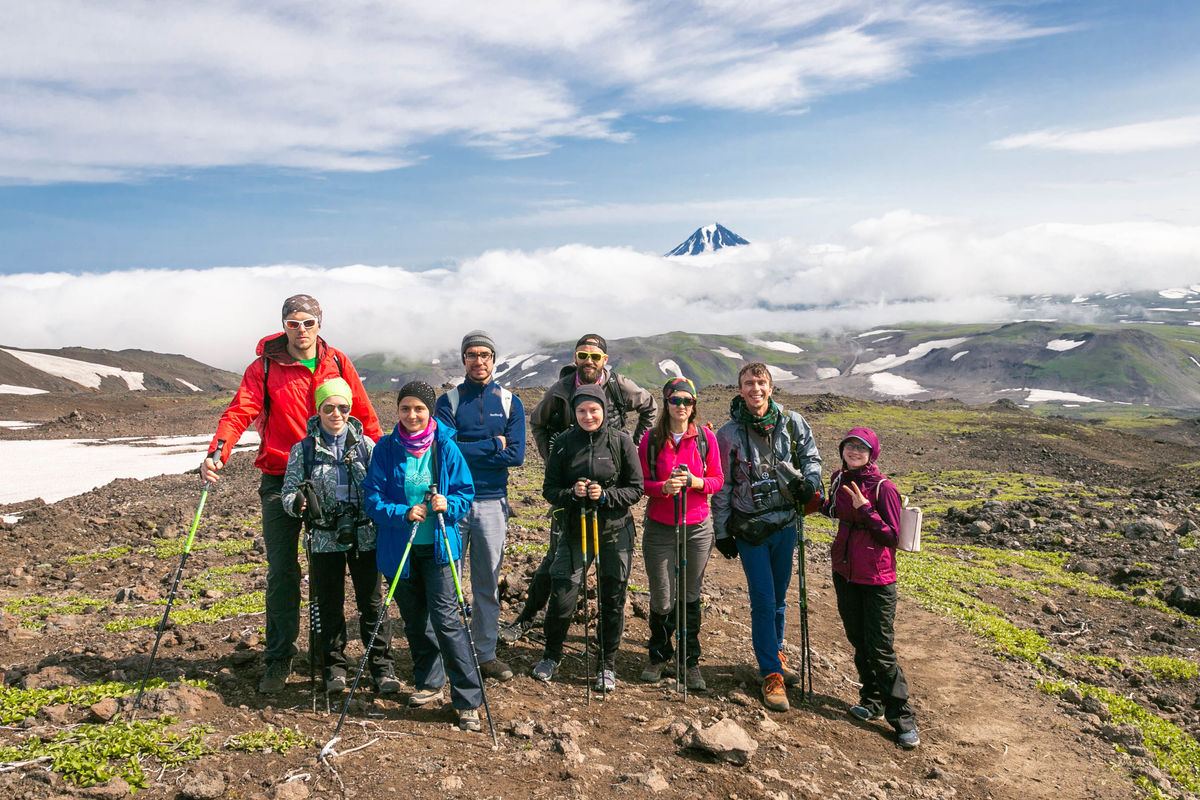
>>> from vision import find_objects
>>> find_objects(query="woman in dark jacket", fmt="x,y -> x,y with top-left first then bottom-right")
823,427 -> 920,749
531,384 -> 644,691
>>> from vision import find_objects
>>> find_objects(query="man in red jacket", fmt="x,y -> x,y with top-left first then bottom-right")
201,294 -> 382,694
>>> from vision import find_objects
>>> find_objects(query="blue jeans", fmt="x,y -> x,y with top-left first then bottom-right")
460,497 -> 509,662
390,545 -> 483,711
736,525 -> 797,677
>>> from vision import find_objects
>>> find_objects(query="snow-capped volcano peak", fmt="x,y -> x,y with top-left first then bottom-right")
665,222 -> 750,256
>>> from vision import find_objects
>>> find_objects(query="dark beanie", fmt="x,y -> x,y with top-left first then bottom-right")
398,381 -> 436,411
282,294 -> 322,324
461,330 -> 497,359
575,333 -> 607,354
572,383 -> 607,412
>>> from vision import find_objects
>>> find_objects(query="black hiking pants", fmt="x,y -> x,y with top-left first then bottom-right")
833,572 -> 917,733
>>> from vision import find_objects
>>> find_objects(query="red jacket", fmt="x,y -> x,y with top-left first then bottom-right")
638,425 -> 724,525
208,333 -> 382,476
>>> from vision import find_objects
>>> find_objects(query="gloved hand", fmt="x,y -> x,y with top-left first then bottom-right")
290,494 -> 306,516
714,536 -> 739,560
791,477 -> 817,505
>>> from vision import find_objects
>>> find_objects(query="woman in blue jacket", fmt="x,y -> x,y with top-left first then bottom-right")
363,381 -> 483,732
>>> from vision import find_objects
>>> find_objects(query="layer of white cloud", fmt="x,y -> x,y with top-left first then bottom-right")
993,115 -> 1200,154
4,214 -> 1200,371
0,1 -> 1060,183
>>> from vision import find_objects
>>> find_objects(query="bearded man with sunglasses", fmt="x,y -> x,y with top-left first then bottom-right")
201,294 -> 382,694
500,334 -> 656,645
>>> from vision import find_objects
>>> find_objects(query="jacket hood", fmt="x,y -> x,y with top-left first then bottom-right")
839,427 -> 880,465
256,332 -> 328,363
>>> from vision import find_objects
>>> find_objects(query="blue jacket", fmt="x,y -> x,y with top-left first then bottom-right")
433,380 -> 526,500
363,422 -> 475,579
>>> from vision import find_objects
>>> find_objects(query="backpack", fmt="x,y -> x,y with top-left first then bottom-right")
828,473 -> 923,553
443,383 -> 514,419
645,425 -> 712,481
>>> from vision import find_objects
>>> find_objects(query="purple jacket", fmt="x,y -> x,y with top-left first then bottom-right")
822,427 -> 902,586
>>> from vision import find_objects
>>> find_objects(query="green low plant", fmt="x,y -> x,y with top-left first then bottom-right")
66,546 -> 131,566
225,726 -> 314,754
0,716 -> 211,791
105,591 -> 266,632
1138,656 -> 1199,682
0,678 -> 207,724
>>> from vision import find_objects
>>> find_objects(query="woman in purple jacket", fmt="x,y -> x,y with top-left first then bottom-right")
637,377 -> 724,690
823,427 -> 920,749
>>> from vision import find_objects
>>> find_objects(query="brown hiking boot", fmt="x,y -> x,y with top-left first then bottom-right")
778,650 -> 800,687
762,672 -> 789,712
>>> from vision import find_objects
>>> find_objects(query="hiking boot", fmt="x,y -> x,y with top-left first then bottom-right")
531,658 -> 558,682
480,658 -> 514,682
762,672 -> 789,712
407,686 -> 445,707
498,618 -> 533,645
897,728 -> 921,749
849,704 -> 882,722
778,650 -> 800,687
640,660 -> 670,682
325,667 -> 347,694
458,707 -> 482,732
373,668 -> 401,695
685,665 -> 706,691
257,659 -> 292,694
593,669 -> 616,693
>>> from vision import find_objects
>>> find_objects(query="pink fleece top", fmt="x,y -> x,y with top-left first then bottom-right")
638,425 -> 724,525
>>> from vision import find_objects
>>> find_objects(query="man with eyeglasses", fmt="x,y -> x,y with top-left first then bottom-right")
433,330 -> 526,682
500,333 -> 655,644
201,294 -> 382,695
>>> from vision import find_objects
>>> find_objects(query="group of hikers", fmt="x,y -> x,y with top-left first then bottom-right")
199,294 -> 920,749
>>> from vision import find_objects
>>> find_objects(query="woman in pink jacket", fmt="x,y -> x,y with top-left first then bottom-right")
824,427 -> 919,749
637,377 -> 724,690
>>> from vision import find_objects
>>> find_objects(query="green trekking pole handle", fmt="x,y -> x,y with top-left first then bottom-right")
321,519 -> 415,761
434,490 -> 499,748
131,438 -> 224,717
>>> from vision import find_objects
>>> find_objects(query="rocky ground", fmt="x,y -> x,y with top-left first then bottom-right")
0,387 -> 1197,799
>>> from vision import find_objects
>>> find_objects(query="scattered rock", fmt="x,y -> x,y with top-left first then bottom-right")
89,697 -> 119,722
682,718 -> 758,766
181,770 -> 227,800
1099,723 -> 1143,748
1125,518 -> 1168,540
273,779 -> 310,800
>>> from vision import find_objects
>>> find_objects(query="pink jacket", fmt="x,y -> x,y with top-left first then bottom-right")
638,425 -> 724,525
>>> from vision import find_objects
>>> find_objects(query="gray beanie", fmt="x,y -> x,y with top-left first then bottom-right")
461,330 -> 497,359
282,294 -> 322,324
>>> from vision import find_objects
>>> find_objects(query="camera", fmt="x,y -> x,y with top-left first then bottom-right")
749,468 -> 777,506
332,501 -> 359,545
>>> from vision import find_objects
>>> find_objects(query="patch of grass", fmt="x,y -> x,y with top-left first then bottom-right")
225,726 -> 314,754
2,595 -> 107,630
143,537 -> 255,559
0,716 -> 211,791
1066,654 -> 1122,671
504,541 -> 549,557
65,545 -> 131,566
1041,680 -> 1200,794
0,678 -> 207,724
104,591 -> 266,632
1137,656 -> 1199,682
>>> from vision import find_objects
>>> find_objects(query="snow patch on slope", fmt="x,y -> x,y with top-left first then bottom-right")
1,348 -> 145,390
1045,339 -> 1085,352
869,373 -> 926,397
851,338 -> 969,375
658,359 -> 683,378
711,346 -> 742,359
0,384 -> 49,395
750,339 -> 804,354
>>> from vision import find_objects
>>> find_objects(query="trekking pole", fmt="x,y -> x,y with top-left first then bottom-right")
580,495 -> 591,705
321,518 -> 416,762
681,472 -> 691,705
305,530 -> 328,714
591,503 -> 605,701
672,481 -> 683,694
796,511 -> 814,698
435,496 -> 499,749
132,439 -> 224,717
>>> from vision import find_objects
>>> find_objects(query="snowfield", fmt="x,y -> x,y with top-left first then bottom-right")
711,346 -> 742,359
1,348 -> 145,390
1046,339 -> 1086,352
750,338 -> 804,354
765,365 -> 798,382
951,350 -> 969,362
657,359 -> 683,378
851,338 -> 969,375
816,367 -> 840,380
0,384 -> 48,395
869,373 -> 926,397
0,433 -> 260,504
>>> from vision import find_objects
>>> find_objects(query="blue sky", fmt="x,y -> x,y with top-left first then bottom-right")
1,1 -> 1199,366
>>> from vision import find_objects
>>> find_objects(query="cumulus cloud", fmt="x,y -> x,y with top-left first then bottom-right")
0,0 -> 1059,183
992,115 -> 1200,154
2,212 -> 1197,370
